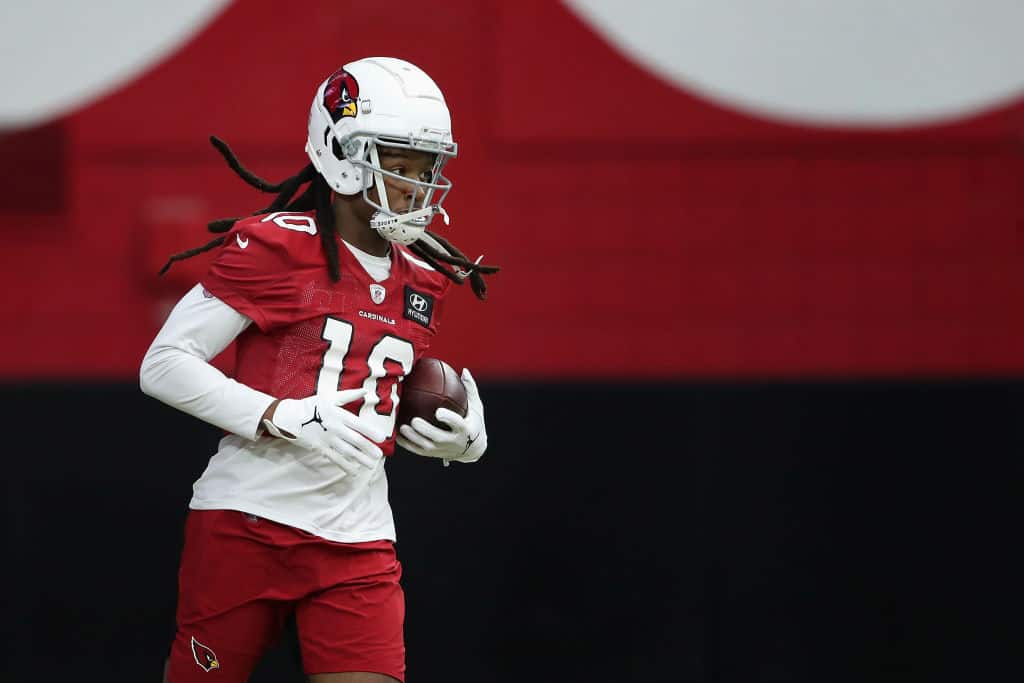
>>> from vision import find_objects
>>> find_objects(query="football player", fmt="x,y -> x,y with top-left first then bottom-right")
140,57 -> 498,683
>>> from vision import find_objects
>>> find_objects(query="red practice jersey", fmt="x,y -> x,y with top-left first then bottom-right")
202,210 -> 452,456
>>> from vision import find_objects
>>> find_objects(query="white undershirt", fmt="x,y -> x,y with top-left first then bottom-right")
343,240 -> 391,282
140,285 -> 268,439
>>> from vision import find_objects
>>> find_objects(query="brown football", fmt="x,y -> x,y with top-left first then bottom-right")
397,358 -> 468,430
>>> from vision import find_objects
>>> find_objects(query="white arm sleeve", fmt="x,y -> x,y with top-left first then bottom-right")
140,284 -> 276,440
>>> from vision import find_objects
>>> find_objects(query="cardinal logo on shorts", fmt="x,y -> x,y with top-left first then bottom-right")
191,636 -> 221,672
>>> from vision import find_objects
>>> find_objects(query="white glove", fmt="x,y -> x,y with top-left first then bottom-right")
263,389 -> 387,475
397,368 -> 487,465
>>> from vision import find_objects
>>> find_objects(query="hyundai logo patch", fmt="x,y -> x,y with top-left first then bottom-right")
403,286 -> 434,327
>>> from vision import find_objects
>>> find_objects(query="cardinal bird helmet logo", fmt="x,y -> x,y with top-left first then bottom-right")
322,69 -> 360,122
191,636 -> 221,672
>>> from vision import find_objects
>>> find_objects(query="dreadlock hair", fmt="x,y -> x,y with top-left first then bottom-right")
159,136 -> 499,300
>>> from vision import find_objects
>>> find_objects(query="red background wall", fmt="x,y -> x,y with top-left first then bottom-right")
2,0 -> 1021,379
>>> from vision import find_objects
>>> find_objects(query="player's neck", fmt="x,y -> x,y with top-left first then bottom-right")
331,195 -> 391,257
337,222 -> 390,257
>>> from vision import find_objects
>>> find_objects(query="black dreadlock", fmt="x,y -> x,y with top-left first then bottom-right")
159,136 -> 499,300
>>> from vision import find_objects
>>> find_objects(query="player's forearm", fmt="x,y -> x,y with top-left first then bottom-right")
140,284 -> 277,440
141,344 -> 276,440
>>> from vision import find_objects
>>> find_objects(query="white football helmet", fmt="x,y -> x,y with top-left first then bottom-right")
305,57 -> 457,245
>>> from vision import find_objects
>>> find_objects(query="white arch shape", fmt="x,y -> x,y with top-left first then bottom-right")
0,0 -> 232,129
563,0 -> 1024,126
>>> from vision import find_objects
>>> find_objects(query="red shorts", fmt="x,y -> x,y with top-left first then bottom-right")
166,509 -> 404,683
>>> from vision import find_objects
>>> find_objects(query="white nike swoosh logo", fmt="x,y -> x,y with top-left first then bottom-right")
236,234 -> 249,249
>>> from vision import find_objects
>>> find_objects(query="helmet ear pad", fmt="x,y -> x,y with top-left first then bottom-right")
328,161 -> 365,196
311,128 -> 366,195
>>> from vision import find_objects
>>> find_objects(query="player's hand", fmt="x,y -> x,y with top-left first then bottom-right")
397,368 -> 487,464
264,389 -> 387,474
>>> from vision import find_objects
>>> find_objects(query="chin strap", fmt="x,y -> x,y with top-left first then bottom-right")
370,204 -> 449,232
371,205 -> 451,246
453,254 -> 484,281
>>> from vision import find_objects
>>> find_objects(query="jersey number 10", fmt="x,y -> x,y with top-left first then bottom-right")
317,317 -> 415,437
